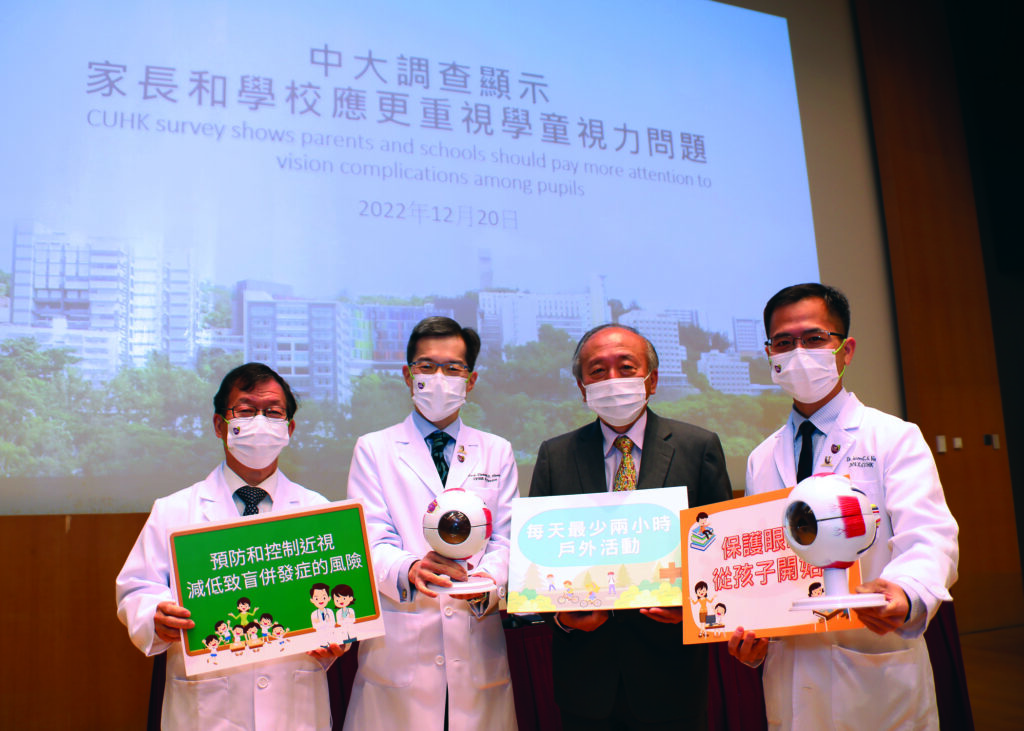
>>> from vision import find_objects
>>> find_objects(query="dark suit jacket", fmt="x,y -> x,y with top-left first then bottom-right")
529,410 -> 732,726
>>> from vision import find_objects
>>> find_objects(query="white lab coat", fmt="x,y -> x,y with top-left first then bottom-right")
343,414 -> 518,731
116,465 -> 334,731
746,393 -> 959,731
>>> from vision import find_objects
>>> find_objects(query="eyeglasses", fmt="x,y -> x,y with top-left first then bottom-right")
409,359 -> 471,376
765,329 -> 845,353
228,406 -> 288,422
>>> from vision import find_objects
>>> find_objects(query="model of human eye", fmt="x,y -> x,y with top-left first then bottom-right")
423,487 -> 492,560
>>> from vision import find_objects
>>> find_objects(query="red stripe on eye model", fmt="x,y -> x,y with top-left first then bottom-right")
837,495 -> 865,537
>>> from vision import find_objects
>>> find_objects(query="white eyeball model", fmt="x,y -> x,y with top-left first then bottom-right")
423,487 -> 493,559
783,473 -> 886,610
422,487 -> 496,594
783,473 -> 880,568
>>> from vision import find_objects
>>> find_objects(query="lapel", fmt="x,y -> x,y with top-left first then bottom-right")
274,473 -> 302,510
637,410 -> 673,490
394,412 -> 446,495
445,424 -> 481,489
198,465 -> 244,523
819,393 -> 864,477
771,423 -> 798,488
574,420 -> 608,494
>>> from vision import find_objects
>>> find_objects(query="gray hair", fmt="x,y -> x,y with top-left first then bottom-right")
571,323 -> 659,381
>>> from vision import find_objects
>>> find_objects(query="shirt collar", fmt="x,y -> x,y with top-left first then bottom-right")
789,388 -> 850,436
222,462 -> 279,499
600,409 -> 647,458
411,409 -> 462,442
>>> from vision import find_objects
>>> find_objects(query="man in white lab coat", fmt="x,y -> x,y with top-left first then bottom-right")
344,317 -> 518,731
116,363 -> 348,731
728,283 -> 959,730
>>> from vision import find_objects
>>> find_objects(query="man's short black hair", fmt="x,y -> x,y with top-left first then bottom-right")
405,316 -> 481,371
213,363 -> 298,420
763,283 -> 851,338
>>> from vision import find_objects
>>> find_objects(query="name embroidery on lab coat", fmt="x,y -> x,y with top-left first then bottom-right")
469,472 -> 501,483
846,454 -> 877,469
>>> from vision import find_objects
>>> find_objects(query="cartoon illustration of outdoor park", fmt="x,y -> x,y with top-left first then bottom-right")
508,557 -> 686,613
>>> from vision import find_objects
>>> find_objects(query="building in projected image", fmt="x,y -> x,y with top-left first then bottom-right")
5,223 -> 200,381
732,316 -> 767,357
619,308 -> 691,397
238,281 -> 453,405
477,275 -> 610,358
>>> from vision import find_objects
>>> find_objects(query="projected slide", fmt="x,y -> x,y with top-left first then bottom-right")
0,0 -> 818,513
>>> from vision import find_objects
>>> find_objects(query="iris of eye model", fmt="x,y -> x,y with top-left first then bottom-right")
782,474 -> 887,611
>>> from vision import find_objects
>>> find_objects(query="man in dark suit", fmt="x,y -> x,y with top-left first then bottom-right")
529,324 -> 732,730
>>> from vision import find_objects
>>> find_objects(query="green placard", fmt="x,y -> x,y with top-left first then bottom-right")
170,502 -> 379,657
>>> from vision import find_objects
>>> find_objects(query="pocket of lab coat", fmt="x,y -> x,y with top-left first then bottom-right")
289,666 -> 330,730
831,644 -> 932,730
163,674 -> 234,730
469,614 -> 512,689
762,643 -> 786,728
356,610 -> 418,687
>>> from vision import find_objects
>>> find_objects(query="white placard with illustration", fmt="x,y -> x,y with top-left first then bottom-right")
507,487 -> 688,613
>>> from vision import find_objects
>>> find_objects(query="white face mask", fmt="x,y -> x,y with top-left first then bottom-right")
226,415 -> 290,469
584,375 -> 650,427
770,343 -> 846,404
412,372 -> 468,423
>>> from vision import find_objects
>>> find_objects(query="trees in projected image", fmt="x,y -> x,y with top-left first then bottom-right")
0,322 -> 790,495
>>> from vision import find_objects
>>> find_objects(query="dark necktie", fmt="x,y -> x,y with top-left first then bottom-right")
796,420 -> 818,483
428,430 -> 451,486
235,486 -> 268,516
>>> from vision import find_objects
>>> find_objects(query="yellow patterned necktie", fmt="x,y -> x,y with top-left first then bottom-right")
613,436 -> 637,491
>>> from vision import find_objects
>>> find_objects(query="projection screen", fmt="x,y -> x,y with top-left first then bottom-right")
0,0 -> 897,513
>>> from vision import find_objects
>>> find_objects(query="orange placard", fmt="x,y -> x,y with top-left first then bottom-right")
681,489 -> 866,644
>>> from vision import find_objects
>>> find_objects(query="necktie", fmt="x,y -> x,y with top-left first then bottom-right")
796,420 -> 818,483
613,436 -> 637,491
235,486 -> 268,516
428,431 -> 451,486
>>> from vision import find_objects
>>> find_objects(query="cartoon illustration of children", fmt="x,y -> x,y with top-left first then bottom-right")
332,584 -> 357,644
607,570 -> 617,597
244,621 -> 263,652
203,634 -> 221,665
258,612 -> 275,639
560,579 -> 577,604
228,597 -> 259,627
585,580 -> 599,602
546,573 -> 556,592
310,582 -> 334,647
696,512 -> 714,538
691,580 -> 716,632
809,582 -> 849,624
271,623 -> 290,652
230,625 -> 247,654
705,602 -> 727,629
214,620 -> 232,646
688,512 -> 718,551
